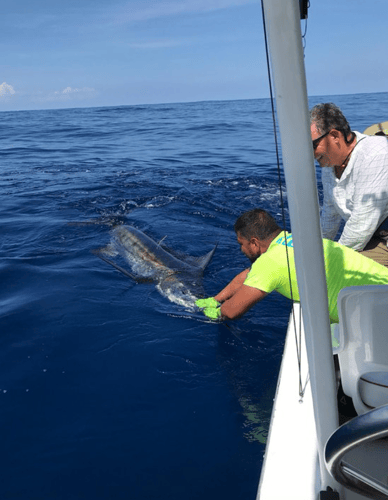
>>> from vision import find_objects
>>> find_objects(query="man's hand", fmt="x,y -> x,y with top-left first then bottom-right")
203,306 -> 222,321
195,297 -> 220,309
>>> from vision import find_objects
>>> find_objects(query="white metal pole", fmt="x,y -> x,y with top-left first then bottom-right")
261,0 -> 338,489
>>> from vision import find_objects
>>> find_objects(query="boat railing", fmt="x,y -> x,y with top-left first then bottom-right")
325,404 -> 388,499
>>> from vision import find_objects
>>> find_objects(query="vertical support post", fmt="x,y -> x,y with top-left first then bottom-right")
262,0 -> 338,490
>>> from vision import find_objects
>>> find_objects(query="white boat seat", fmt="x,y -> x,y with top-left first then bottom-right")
359,372 -> 388,409
337,285 -> 388,415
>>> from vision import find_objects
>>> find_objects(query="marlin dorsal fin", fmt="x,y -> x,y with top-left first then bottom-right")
190,244 -> 217,270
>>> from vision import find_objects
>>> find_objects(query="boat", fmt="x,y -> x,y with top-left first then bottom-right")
363,121 -> 388,136
256,0 -> 388,498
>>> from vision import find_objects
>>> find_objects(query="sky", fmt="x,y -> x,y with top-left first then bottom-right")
0,0 -> 387,111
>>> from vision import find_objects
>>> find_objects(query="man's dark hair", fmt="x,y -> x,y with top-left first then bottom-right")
234,209 -> 281,241
310,103 -> 354,144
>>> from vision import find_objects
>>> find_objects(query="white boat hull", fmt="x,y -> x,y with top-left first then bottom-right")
257,304 -> 321,499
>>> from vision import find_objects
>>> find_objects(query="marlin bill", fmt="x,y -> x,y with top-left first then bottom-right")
92,225 -> 217,308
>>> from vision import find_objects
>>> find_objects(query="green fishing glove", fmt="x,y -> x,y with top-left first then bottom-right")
195,297 -> 220,309
203,306 -> 222,321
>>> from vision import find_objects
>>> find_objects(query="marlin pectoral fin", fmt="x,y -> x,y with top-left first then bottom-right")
91,250 -> 153,282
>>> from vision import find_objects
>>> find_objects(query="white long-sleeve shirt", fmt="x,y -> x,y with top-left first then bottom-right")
320,132 -> 388,250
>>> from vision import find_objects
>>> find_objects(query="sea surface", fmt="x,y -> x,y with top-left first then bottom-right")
1,92 -> 386,499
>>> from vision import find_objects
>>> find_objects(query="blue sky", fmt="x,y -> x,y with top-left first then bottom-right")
1,0 -> 387,111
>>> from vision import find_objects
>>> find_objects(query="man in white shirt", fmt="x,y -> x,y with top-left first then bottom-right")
310,103 -> 388,266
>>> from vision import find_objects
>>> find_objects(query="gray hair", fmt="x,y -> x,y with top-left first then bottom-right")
310,103 -> 353,144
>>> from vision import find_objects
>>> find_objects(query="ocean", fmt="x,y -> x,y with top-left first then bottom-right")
1,92 -> 386,499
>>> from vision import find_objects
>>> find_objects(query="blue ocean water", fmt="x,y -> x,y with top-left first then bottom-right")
0,93 -> 386,499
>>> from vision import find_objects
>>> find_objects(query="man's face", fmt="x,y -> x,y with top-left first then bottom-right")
236,232 -> 261,263
310,123 -> 342,168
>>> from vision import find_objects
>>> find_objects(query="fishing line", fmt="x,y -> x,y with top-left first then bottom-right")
260,0 -> 305,399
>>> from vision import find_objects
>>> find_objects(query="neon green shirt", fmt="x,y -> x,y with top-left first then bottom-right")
244,232 -> 388,322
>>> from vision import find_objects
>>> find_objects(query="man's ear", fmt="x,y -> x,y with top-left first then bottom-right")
330,129 -> 342,143
250,237 -> 261,249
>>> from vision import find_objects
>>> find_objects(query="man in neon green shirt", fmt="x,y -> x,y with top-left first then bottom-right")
196,209 -> 388,322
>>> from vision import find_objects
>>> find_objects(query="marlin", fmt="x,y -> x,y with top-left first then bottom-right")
92,225 -> 217,308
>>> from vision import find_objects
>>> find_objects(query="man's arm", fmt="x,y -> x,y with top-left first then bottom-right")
321,198 -> 342,240
321,169 -> 342,240
220,285 -> 268,320
339,155 -> 388,250
339,202 -> 385,250
214,269 -> 250,303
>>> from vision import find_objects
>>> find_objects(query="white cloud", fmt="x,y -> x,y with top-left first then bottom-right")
61,86 -> 95,95
37,86 -> 98,102
0,82 -> 16,98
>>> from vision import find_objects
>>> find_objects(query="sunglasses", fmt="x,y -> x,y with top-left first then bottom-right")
312,130 -> 330,150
